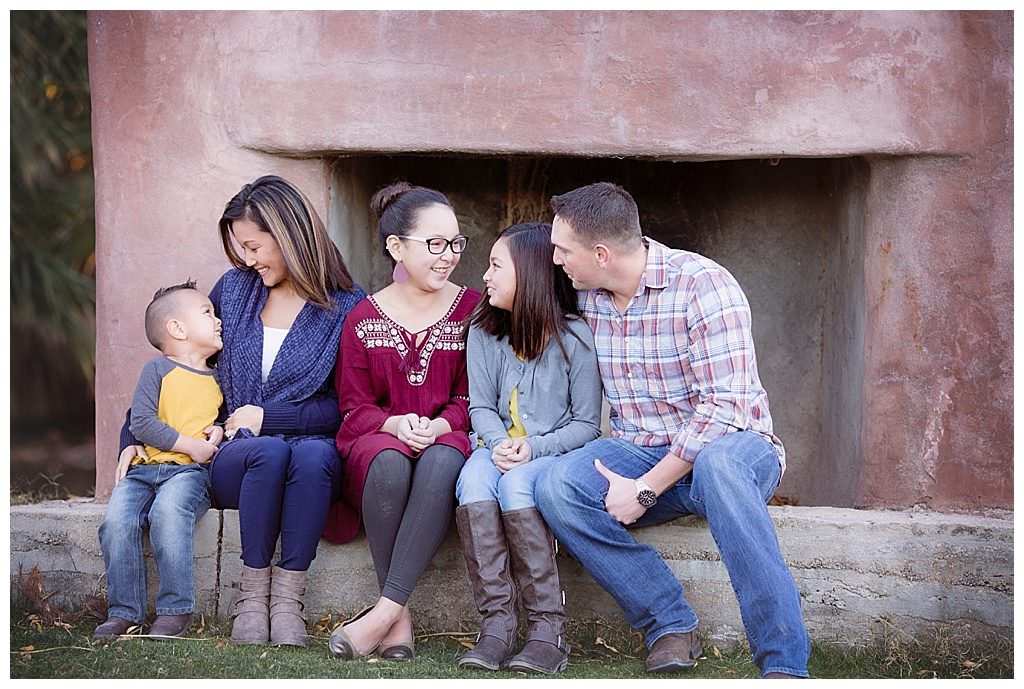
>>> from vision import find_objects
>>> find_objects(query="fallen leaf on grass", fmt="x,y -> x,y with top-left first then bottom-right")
459,640 -> 475,650
82,593 -> 107,621
962,660 -> 975,668
712,645 -> 722,658
17,565 -> 100,627
595,636 -> 620,654
260,651 -> 268,659
215,640 -> 227,650
312,613 -> 334,635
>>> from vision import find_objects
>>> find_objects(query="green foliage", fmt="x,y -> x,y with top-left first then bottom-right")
10,10 -> 95,387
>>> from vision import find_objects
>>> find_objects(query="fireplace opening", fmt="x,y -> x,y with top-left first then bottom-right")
329,155 -> 868,507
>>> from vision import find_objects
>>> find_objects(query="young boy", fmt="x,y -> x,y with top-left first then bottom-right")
94,280 -> 224,641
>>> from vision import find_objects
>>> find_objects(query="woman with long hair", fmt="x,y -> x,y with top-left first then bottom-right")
119,175 -> 364,648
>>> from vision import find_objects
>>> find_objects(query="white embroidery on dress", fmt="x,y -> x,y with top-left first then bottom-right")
357,289 -> 468,386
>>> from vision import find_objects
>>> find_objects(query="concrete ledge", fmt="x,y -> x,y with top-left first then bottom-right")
10,499 -> 222,616
11,500 -> 1012,646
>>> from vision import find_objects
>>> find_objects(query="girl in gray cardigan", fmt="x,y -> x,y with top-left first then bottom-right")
455,222 -> 602,675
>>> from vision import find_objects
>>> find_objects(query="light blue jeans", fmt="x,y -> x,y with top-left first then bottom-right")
98,463 -> 211,622
534,432 -> 810,678
455,446 -> 560,510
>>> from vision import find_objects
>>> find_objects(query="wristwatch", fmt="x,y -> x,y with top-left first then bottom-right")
634,478 -> 657,508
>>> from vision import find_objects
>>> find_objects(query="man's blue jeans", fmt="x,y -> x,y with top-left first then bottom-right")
455,446 -> 561,510
99,463 -> 211,623
534,432 -> 810,677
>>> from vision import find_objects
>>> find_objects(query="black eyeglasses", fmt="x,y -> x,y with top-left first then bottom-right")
400,235 -> 469,255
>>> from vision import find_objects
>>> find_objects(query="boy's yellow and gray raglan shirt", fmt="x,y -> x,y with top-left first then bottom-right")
129,356 -> 223,465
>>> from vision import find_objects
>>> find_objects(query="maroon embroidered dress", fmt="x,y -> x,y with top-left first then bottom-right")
322,287 -> 481,544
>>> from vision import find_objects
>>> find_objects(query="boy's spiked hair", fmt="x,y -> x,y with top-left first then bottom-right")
144,279 -> 198,349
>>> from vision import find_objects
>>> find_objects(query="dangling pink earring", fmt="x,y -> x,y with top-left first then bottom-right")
392,261 -> 409,284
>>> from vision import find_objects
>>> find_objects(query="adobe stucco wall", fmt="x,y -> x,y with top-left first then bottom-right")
88,11 -> 1012,509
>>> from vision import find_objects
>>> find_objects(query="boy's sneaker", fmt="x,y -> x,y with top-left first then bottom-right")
93,616 -> 136,641
148,613 -> 193,639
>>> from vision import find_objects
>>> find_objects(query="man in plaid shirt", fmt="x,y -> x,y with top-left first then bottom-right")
535,182 -> 809,678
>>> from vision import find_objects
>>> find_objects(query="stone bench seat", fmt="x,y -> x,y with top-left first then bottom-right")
10,501 -> 1012,647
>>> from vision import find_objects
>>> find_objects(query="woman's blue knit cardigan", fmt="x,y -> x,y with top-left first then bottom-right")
212,268 -> 365,445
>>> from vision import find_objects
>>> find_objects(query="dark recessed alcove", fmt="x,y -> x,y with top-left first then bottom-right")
329,155 -> 868,507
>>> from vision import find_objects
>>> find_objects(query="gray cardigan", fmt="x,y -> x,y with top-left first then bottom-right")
467,317 -> 602,458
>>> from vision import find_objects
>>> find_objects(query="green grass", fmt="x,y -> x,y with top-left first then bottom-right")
10,605 -> 1012,679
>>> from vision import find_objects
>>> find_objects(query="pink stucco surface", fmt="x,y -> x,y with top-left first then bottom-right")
88,11 -> 1011,509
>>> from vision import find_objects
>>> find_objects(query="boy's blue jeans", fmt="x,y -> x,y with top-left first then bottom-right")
455,445 -> 560,510
99,463 -> 211,623
534,432 -> 810,678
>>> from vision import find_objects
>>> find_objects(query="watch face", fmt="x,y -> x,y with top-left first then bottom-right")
637,490 -> 657,508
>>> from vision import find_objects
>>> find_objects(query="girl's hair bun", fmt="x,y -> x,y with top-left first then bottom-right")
369,181 -> 413,219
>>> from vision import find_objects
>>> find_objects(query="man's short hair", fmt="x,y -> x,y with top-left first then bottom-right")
549,182 -> 642,247
144,279 -> 197,349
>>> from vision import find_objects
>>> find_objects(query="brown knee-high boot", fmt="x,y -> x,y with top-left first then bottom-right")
503,507 -> 570,674
455,501 -> 519,671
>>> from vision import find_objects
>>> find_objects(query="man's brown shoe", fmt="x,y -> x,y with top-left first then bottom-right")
92,616 -> 137,641
147,613 -> 193,639
645,631 -> 703,673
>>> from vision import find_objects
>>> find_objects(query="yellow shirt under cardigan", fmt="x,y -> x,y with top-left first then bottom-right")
506,358 -> 527,440
478,355 -> 528,446
466,319 -> 603,458
129,356 -> 223,465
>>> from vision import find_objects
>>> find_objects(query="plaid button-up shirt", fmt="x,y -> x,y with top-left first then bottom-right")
579,238 -> 785,472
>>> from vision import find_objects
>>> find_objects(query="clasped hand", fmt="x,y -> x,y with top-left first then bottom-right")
395,413 -> 439,453
491,437 -> 532,473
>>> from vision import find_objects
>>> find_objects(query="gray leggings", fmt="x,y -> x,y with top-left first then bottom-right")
361,444 -> 465,605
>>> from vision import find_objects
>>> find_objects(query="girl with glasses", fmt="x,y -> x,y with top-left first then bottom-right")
325,182 -> 480,662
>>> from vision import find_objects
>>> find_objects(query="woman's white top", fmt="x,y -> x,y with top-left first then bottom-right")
262,326 -> 290,383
